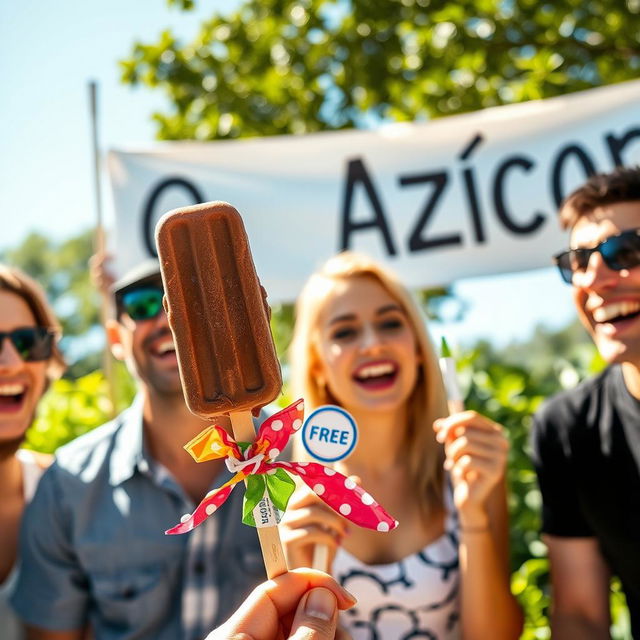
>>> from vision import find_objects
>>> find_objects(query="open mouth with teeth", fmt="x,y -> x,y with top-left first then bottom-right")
150,338 -> 177,359
0,383 -> 27,412
593,301 -> 640,326
352,361 -> 399,390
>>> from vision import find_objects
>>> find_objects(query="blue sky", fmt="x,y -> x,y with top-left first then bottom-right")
1,0 -> 580,350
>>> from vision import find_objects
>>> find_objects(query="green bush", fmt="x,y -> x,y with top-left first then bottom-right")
25,362 -> 136,454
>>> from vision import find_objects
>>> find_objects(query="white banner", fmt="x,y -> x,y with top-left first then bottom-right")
108,80 -> 640,303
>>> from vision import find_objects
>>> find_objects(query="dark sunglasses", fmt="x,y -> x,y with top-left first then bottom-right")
553,228 -> 640,284
0,327 -> 56,362
117,285 -> 164,321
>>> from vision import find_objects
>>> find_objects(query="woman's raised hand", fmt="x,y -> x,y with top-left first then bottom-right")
280,483 -> 350,569
433,411 -> 509,528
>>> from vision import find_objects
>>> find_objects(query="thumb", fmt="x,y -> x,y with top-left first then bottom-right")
289,587 -> 338,639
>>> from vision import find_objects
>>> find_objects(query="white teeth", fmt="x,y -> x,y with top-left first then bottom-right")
356,363 -> 395,379
593,301 -> 640,323
156,340 -> 175,355
0,383 -> 26,396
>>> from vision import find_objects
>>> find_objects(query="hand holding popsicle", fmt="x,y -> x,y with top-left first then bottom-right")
206,568 -> 356,640
297,405 -> 359,572
280,483 -> 349,570
436,339 -> 509,526
438,337 -> 465,415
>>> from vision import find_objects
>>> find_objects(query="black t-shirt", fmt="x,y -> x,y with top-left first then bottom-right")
532,365 -> 640,637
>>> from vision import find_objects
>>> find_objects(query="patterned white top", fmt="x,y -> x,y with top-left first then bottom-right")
332,494 -> 460,640
0,450 -> 47,640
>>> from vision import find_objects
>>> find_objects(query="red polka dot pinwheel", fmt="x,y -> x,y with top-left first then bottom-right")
166,400 -> 398,535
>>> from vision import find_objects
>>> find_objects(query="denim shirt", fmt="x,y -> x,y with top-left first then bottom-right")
11,395 -> 265,639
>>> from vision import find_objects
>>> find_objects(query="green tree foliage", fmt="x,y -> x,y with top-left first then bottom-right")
499,318 -> 607,389
120,0 -> 640,140
25,364 -> 136,454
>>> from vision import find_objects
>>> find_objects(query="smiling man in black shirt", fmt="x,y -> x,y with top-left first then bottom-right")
533,165 -> 640,639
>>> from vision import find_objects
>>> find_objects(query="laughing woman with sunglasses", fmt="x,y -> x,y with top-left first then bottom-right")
0,264 -> 65,640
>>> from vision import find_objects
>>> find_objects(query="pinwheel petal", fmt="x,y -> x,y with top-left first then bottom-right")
184,424 -> 242,463
270,462 -> 398,533
251,400 -> 305,459
166,473 -> 246,535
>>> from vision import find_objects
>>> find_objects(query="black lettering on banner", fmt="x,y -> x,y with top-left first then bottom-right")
493,156 -> 545,235
340,158 -> 397,256
606,128 -> 640,167
551,144 -> 597,208
400,171 -> 461,252
459,133 -> 486,243
142,177 -> 205,257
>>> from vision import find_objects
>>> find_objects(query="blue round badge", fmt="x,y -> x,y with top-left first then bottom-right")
301,405 -> 358,463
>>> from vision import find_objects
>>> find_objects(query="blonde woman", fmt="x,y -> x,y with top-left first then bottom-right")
280,252 -> 522,640
0,265 -> 65,640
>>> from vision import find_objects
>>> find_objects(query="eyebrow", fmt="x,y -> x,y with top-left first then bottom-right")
327,304 -> 404,326
377,304 -> 403,315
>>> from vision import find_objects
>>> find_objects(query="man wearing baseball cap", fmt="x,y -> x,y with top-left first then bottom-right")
12,259 -> 265,640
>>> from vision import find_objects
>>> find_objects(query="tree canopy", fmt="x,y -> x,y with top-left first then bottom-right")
120,0 -> 640,140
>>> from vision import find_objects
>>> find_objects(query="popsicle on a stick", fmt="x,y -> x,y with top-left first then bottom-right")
155,201 -> 286,578
439,337 -> 464,415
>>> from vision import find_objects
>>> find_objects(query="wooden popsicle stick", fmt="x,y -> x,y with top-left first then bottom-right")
229,410 -> 288,579
447,398 -> 465,415
312,543 -> 329,572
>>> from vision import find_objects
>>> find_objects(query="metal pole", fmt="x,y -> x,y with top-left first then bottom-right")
89,80 -> 117,418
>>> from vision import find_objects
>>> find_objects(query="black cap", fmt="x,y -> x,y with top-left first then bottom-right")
111,259 -> 162,295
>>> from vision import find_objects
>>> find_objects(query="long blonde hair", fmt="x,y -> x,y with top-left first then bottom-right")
289,251 -> 448,518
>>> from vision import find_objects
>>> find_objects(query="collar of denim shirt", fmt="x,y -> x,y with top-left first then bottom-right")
106,397 -> 280,489
108,393 -> 149,486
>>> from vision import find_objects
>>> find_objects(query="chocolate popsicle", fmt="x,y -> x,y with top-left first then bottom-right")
155,202 -> 282,416
155,201 -> 286,578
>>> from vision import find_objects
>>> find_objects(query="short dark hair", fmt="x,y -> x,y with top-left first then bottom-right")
559,165 -> 640,230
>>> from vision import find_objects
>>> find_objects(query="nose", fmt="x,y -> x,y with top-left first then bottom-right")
358,324 -> 382,353
0,336 -> 24,371
153,305 -> 171,329
574,251 -> 620,291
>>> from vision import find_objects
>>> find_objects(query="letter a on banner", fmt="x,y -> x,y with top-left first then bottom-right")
340,158 -> 397,256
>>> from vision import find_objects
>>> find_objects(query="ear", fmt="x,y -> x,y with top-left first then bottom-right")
310,355 -> 327,388
106,319 -> 126,361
